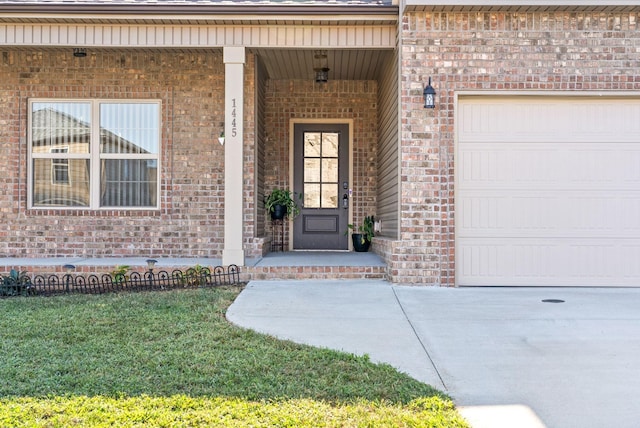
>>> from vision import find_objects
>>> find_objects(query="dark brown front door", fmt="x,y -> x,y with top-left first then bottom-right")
293,123 -> 349,250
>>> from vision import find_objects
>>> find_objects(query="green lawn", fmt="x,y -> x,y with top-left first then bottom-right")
0,287 -> 469,427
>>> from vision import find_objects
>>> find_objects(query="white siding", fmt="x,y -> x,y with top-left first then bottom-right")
376,41 -> 399,238
0,23 -> 396,48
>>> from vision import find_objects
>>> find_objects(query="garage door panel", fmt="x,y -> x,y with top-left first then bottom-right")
459,143 -> 640,190
458,191 -> 640,238
458,238 -> 640,286
460,98 -> 640,144
457,96 -> 640,286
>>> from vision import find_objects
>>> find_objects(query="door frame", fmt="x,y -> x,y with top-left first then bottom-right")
289,118 -> 354,250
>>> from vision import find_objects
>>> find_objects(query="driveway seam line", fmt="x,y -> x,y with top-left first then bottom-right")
391,286 -> 448,391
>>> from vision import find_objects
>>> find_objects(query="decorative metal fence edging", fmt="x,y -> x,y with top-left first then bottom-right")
0,265 -> 241,298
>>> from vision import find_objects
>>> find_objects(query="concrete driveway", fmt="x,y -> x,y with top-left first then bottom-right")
226,280 -> 640,428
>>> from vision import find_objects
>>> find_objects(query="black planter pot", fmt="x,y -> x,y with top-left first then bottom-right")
271,204 -> 287,220
351,234 -> 371,252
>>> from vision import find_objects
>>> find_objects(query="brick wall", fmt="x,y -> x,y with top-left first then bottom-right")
0,49 -> 232,258
263,79 -> 378,249
399,10 -> 640,284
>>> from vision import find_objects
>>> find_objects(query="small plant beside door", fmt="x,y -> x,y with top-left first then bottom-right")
265,188 -> 301,220
346,215 -> 375,252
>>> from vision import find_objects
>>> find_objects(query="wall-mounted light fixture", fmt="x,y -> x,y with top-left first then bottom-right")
313,50 -> 330,83
218,123 -> 225,145
423,77 -> 436,109
73,48 -> 87,58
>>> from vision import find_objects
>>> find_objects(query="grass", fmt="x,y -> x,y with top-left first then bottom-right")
0,287 -> 469,427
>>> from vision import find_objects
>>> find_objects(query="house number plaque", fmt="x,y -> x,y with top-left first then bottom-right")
230,98 -> 238,138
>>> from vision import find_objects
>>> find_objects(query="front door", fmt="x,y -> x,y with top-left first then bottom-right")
293,123 -> 349,250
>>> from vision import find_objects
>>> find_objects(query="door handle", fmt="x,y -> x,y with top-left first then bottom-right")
342,193 -> 348,209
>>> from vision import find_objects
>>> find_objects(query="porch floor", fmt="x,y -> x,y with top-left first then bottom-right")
249,251 -> 385,267
0,251 -> 388,282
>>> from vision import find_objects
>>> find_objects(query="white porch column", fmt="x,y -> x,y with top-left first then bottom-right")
222,46 -> 246,266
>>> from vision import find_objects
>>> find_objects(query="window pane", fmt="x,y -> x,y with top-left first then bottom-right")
321,184 -> 338,208
322,133 -> 339,157
101,159 -> 158,207
32,159 -> 90,207
321,158 -> 338,182
31,102 -> 91,154
51,147 -> 70,185
304,158 -> 320,183
304,183 -> 321,208
52,161 -> 70,185
304,132 -> 321,157
100,103 -> 159,154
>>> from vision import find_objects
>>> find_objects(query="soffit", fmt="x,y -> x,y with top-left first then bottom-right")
256,48 -> 392,80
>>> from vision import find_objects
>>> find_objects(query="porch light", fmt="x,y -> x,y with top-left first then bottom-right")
313,50 -> 330,83
218,123 -> 225,145
423,77 -> 436,109
73,48 -> 87,58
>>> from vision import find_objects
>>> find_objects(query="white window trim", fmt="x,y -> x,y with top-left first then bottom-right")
28,98 -> 162,210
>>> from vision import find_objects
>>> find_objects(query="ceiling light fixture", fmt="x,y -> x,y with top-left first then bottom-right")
73,48 -> 87,58
313,50 -> 330,83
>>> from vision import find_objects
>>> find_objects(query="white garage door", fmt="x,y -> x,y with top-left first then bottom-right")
457,96 -> 640,286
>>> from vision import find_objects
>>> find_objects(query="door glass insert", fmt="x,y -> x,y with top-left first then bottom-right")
322,159 -> 338,182
322,134 -> 338,157
303,132 -> 339,208
304,159 -> 320,182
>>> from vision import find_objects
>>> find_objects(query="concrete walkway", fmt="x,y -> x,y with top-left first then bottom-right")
226,280 -> 640,428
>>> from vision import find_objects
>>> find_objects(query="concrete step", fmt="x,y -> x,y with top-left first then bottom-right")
246,264 -> 387,281
245,251 -> 387,281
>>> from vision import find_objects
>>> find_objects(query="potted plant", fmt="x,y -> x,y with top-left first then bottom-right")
346,215 -> 375,252
265,188 -> 301,220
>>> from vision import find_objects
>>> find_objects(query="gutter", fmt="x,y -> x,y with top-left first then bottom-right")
0,4 -> 399,16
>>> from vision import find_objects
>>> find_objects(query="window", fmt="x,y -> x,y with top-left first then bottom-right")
29,100 -> 160,209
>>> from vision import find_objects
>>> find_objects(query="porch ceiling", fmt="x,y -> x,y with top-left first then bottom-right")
256,48 -> 392,81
